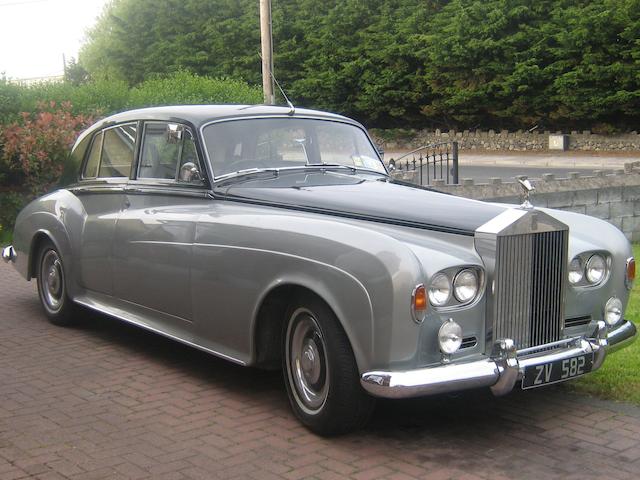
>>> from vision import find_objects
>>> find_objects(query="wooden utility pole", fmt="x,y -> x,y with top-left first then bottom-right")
260,0 -> 275,105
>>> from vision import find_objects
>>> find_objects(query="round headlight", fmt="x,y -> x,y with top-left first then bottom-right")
453,269 -> 478,303
604,297 -> 622,326
586,254 -> 607,284
428,273 -> 451,307
438,319 -> 463,354
568,257 -> 583,284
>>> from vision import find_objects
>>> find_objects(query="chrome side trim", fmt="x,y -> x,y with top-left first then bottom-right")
360,319 -> 636,399
2,245 -> 16,263
73,296 -> 247,366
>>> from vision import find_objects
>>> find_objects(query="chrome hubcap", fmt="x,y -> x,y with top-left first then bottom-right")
40,250 -> 63,312
287,309 -> 329,413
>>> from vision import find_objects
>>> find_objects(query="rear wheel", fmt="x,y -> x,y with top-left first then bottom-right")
283,292 -> 375,435
36,241 -> 77,326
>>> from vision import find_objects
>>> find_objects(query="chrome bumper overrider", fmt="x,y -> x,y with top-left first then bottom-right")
1,245 -> 15,263
361,320 -> 637,399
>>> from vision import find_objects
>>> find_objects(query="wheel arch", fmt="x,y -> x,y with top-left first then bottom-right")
28,229 -> 65,280
251,279 -> 372,373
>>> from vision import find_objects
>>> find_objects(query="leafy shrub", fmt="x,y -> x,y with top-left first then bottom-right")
1,102 -> 93,197
0,77 -> 24,123
127,71 -> 262,107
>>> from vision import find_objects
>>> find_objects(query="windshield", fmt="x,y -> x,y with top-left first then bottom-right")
202,118 -> 385,178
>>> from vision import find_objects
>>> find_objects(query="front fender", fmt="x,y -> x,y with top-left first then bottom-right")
192,203 -> 427,372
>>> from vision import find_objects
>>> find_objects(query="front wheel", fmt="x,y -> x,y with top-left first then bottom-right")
36,241 -> 77,326
283,293 -> 375,435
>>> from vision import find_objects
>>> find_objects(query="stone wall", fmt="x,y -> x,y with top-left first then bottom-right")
373,129 -> 640,152
392,161 -> 640,240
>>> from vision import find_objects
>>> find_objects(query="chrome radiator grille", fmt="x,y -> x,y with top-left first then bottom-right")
493,230 -> 568,349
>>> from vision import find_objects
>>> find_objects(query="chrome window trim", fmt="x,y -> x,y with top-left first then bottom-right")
136,121 -> 205,186
79,121 -> 139,182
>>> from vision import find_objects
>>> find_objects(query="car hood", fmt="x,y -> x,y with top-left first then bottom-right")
214,172 -> 508,235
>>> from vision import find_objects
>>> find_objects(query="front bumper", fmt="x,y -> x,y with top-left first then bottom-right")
361,319 -> 637,399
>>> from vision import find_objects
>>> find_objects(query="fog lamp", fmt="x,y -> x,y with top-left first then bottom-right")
438,319 -> 463,354
604,297 -> 622,326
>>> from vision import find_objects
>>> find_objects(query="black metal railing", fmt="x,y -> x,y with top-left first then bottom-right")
389,141 -> 459,186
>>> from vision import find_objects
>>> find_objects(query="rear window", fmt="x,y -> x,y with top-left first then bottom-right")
98,124 -> 137,178
82,131 -> 103,179
82,123 -> 137,179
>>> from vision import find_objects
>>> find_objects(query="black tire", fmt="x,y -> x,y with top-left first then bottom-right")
282,292 -> 375,436
36,241 -> 77,326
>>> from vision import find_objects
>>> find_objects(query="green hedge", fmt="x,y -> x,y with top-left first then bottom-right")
1,71 -> 262,121
128,72 -> 262,107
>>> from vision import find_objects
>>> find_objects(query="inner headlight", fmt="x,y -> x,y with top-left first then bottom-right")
586,254 -> 607,284
453,269 -> 478,303
428,273 -> 451,307
605,297 -> 622,326
568,257 -> 583,284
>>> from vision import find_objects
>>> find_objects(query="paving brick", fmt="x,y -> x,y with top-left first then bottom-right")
0,262 -> 639,480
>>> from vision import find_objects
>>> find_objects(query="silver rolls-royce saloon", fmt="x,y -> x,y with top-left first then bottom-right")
3,105 -> 637,435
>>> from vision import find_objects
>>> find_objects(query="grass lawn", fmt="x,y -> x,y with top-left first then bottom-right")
0,229 -> 11,247
567,243 -> 640,404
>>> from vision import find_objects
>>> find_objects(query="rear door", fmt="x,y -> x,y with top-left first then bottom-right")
73,123 -> 138,295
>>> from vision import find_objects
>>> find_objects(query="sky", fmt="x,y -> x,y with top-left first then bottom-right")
0,0 -> 107,80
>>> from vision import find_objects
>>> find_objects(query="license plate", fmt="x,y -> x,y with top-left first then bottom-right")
522,353 -> 593,389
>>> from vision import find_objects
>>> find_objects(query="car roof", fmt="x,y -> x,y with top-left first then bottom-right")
103,105 -> 354,128
74,104 -> 361,148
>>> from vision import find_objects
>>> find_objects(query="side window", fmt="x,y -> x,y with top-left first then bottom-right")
83,131 -> 103,179
139,122 -> 203,184
98,123 -> 137,178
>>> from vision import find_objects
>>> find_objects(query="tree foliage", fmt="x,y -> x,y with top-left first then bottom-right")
79,0 -> 640,130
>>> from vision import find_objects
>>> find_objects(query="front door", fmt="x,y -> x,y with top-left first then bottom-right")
112,122 -> 208,327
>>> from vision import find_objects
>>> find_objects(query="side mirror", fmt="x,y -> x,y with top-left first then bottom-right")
179,162 -> 202,183
166,123 -> 184,144
388,158 -> 396,172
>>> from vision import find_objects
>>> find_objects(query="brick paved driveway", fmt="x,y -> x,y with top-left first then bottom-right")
1,262 -> 639,480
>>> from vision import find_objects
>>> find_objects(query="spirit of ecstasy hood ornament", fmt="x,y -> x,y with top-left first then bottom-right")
518,178 -> 535,209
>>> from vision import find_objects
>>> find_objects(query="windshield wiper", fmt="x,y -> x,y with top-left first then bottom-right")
305,163 -> 356,172
304,163 -> 389,178
214,167 -> 281,185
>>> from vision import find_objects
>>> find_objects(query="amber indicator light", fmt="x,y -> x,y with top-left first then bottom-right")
627,258 -> 636,283
414,286 -> 427,311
